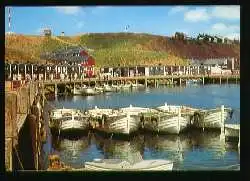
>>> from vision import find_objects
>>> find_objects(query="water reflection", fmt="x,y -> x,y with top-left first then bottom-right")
94,134 -> 145,163
51,135 -> 91,168
143,131 -> 239,170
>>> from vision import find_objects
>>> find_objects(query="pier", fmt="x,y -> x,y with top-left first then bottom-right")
5,81 -> 46,171
37,74 -> 240,95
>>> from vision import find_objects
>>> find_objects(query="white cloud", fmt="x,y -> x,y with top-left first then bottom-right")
211,6 -> 240,20
184,8 -> 210,22
225,33 -> 240,40
55,6 -> 82,15
168,6 -> 188,15
211,23 -> 240,34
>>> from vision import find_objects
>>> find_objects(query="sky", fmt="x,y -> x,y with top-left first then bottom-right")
5,6 -> 240,40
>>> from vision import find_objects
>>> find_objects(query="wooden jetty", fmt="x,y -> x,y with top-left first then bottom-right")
36,74 -> 240,96
5,81 -> 46,171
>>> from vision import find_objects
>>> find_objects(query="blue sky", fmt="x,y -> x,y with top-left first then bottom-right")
5,6 -> 240,40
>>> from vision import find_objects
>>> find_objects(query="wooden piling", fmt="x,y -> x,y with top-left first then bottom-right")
220,77 -> 222,85
202,76 -> 204,85
220,105 -> 225,141
55,84 -> 57,96
177,107 -> 181,134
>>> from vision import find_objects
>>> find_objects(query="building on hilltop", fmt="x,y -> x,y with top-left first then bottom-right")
43,28 -> 52,37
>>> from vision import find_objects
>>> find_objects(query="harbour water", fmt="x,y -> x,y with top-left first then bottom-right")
42,84 -> 240,170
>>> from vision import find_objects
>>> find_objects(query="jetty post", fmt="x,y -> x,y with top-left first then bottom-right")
220,105 -> 225,141
55,83 -> 57,96
126,113 -> 130,135
102,115 -> 104,128
179,78 -> 182,85
73,82 -> 76,95
177,106 -> 181,134
220,77 -> 222,85
238,128 -> 240,148
202,76 -> 205,85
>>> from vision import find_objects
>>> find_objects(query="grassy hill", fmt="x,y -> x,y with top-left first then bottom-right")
5,33 -> 240,67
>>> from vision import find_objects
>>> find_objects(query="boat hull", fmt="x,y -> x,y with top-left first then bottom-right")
82,88 -> 99,96
84,159 -> 173,171
49,116 -> 90,133
143,114 -> 189,134
193,110 -> 231,129
96,114 -> 141,135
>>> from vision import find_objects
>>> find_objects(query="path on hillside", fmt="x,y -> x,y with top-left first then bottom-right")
51,36 -> 94,52
52,36 -> 79,46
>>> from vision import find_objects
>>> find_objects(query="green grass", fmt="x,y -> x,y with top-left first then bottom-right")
5,32 -> 239,67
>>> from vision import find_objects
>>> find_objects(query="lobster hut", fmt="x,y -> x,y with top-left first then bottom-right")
81,55 -> 95,78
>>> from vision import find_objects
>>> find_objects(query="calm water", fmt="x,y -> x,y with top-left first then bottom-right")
42,84 -> 240,170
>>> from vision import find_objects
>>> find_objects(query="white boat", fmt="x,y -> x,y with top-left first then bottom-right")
120,104 -> 157,116
96,112 -> 141,135
191,105 -> 232,129
142,111 -> 189,134
73,85 -> 87,95
103,84 -> 113,92
49,108 -> 80,120
95,86 -> 104,93
186,79 -> 202,85
82,87 -> 100,96
132,83 -> 144,88
49,111 -> 90,132
156,103 -> 199,115
84,158 -> 173,171
111,84 -> 121,91
121,83 -> 131,89
88,106 -> 115,119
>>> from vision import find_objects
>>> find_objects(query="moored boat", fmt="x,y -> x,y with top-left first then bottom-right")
49,110 -> 90,133
120,104 -> 158,116
191,105 -> 232,130
82,87 -> 100,96
103,84 -> 113,92
88,106 -> 114,119
121,83 -> 132,89
141,111 -> 189,134
84,158 -> 173,171
95,86 -> 104,93
95,111 -> 141,135
49,108 -> 80,120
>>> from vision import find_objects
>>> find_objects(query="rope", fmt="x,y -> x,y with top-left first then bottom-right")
13,146 -> 24,170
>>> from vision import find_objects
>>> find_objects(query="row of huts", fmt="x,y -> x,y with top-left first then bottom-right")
5,60 -> 238,81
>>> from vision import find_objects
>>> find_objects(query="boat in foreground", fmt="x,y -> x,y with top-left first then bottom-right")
84,158 -> 173,171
